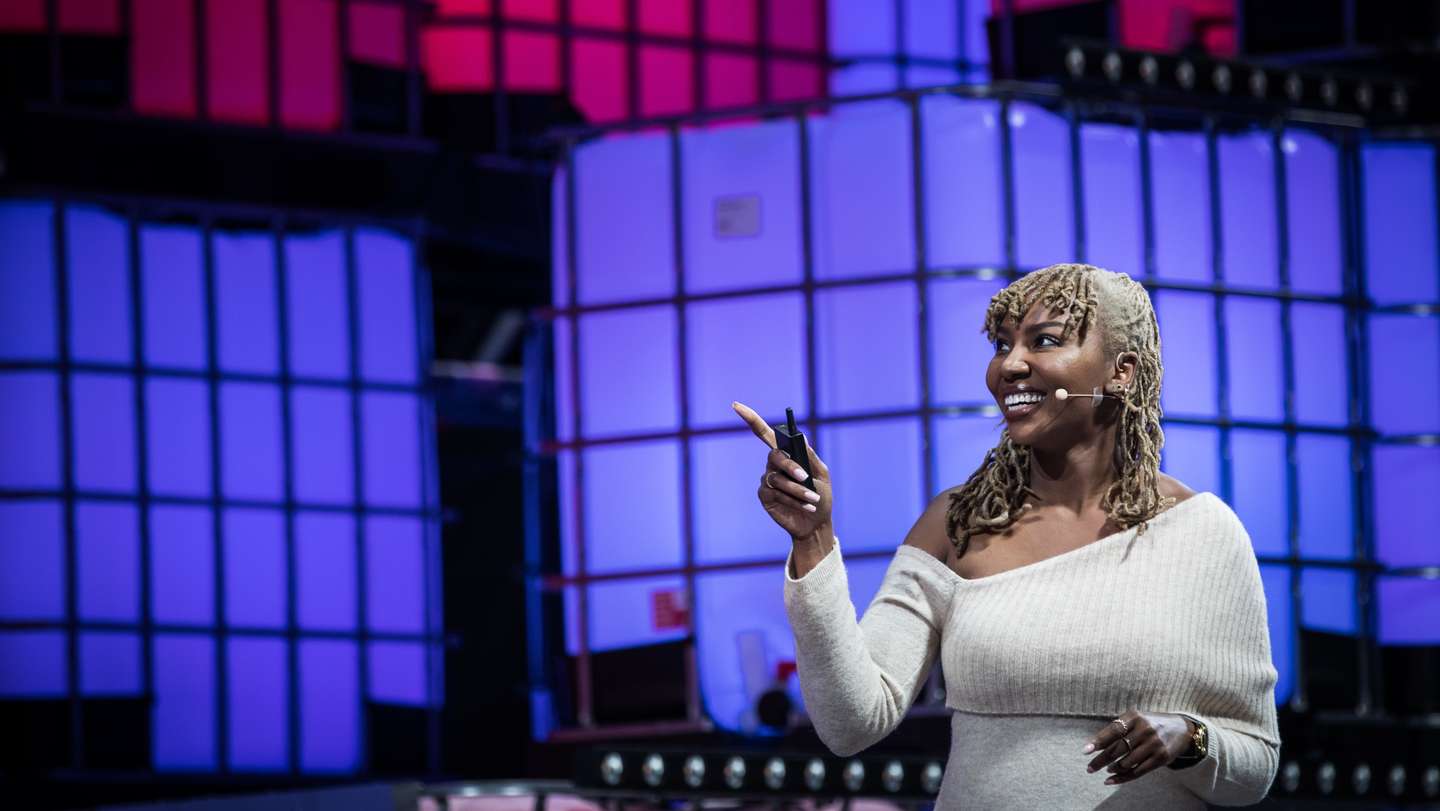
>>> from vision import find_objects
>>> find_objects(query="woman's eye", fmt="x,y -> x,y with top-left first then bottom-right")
1035,334 -> 1060,347
993,340 -> 1010,353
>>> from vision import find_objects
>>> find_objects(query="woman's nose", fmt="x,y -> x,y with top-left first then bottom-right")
999,349 -> 1030,379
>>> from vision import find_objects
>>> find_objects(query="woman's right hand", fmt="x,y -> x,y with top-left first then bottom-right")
731,401 -> 833,540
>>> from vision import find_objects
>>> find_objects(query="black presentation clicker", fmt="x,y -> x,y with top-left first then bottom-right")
774,407 -> 815,491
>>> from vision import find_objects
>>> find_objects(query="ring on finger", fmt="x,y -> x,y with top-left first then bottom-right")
1110,718 -> 1130,735
764,471 -> 777,489
1119,736 -> 1133,755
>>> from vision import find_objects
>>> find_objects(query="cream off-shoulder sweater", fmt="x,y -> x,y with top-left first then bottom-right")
783,492 -> 1280,808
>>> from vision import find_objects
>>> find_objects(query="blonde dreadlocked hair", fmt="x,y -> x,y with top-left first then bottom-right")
944,263 -> 1170,556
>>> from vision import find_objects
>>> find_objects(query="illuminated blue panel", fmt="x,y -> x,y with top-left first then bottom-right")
67,205 -> 132,364
1081,124 -> 1143,276
557,449 -> 578,577
1290,303 -> 1348,426
1300,569 -> 1355,634
553,317 -> 574,443
962,0 -> 988,74
80,632 -> 141,695
816,283 -> 918,414
825,418 -> 923,553
694,567 -> 793,730
1259,566 -> 1294,705
71,373 -> 137,492
153,634 -> 217,770
692,431 -> 791,565
933,416 -> 1003,491
150,505 -> 214,626
368,640 -> 426,705
551,168 -> 568,307
299,639 -> 360,772
686,293 -> 805,429
1284,131 -> 1343,296
829,0 -> 894,55
285,232 -> 350,380
146,378 -> 212,497
1154,292 -> 1217,417
0,500 -> 65,620
578,306 -> 678,437
290,386 -> 354,505
906,66 -> 959,88
1150,131 -> 1212,283
361,392 -> 422,508
1010,103 -> 1074,270
809,101 -> 915,280
1296,435 -> 1352,560
1378,576 -> 1440,645
1161,424 -> 1219,496
227,637 -> 289,771
223,509 -> 286,629
575,133 -> 675,305
583,440 -> 682,574
920,96 -> 1004,269
0,201 -> 56,360
1373,446 -> 1440,569
0,372 -> 61,488
566,576 -> 689,654
904,0 -> 957,59
829,64 -> 900,96
141,224 -> 207,370
1218,132 -> 1279,289
1230,429 -> 1288,557
1224,298 -> 1284,422
220,382 -> 283,502
214,232 -> 278,374
1364,144 -> 1438,305
929,278 -> 1004,405
681,121 -> 802,294
1368,315 -> 1440,436
356,229 -> 418,384
296,512 -> 357,631
77,501 -> 139,621
365,516 -> 424,634
0,632 -> 66,697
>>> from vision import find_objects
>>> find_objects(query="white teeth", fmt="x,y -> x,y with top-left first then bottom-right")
1004,392 -> 1045,407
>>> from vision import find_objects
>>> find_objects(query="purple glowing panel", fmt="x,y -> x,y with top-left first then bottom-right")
905,65 -> 960,88
933,416 -> 1003,490
215,231 -> 279,375
808,101 -> 915,280
357,229 -> 418,384
0,372 -> 61,488
1372,446 -> 1440,569
575,133 -> 675,305
686,293 -> 805,428
1368,315 -> 1440,436
551,168 -> 569,307
1378,577 -> 1440,645
0,632 -> 66,696
828,0 -> 894,55
1364,144 -> 1439,305
0,500 -> 65,620
577,306 -> 679,437
1300,569 -> 1355,634
220,382 -> 283,502
1290,303 -> 1348,427
691,431 -> 795,565
361,392 -> 422,508
681,121 -> 803,294
141,224 -> 207,370
368,640 -> 426,705
693,567 -> 792,730
903,0 -> 957,59
825,418 -> 923,553
1224,298 -> 1284,422
153,634 -> 217,771
290,386 -> 354,506
1229,430 -> 1288,557
1161,424 -> 1219,496
146,378 -> 212,497
553,317 -> 574,443
557,449 -> 578,577
66,205 -> 132,364
1080,124 -> 1143,276
1218,132 -> 1279,289
285,232 -> 350,380
223,509 -> 287,629
71,373 -> 138,492
227,637 -> 289,771
80,631 -> 141,695
296,512 -> 357,631
1010,103 -> 1074,270
0,201 -> 56,360
1259,566 -> 1294,705
365,515 -> 424,634
1296,435 -> 1352,560
299,639 -> 360,772
920,96 -> 1004,268
1150,131 -> 1212,283
962,0 -> 988,74
929,277 -> 1005,405
582,440 -> 682,574
565,576 -> 688,654
77,501 -> 139,621
1155,292 -> 1217,417
1284,131 -> 1343,296
150,505 -> 214,626
816,283 -> 919,414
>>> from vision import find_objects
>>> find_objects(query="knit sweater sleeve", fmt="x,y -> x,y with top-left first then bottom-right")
783,539 -> 954,757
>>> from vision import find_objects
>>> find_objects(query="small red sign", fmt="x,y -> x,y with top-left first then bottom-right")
651,588 -> 690,631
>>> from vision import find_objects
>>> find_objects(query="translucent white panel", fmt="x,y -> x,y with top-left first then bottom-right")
1259,566 -> 1294,705
299,639 -> 360,772
694,567 -> 793,730
1218,132 -> 1279,289
1080,124 -> 1142,276
921,96 -> 1004,268
829,63 -> 899,96
290,386 -> 354,505
214,231 -> 279,374
71,372 -> 137,492
150,505 -> 214,626
929,277 -> 1005,405
1010,103 -> 1074,270
296,512 -> 357,631
692,431 -> 791,565
554,316 -> 575,443
816,283 -> 919,414
361,391 -> 422,508
1160,423 -> 1219,496
146,378 -> 212,498
1291,303 -> 1348,426
67,205 -> 132,364
903,0 -> 958,59
227,637 -> 289,771
356,228 -> 419,383
809,101 -> 916,280
1229,429 -> 1288,557
825,418 -> 924,552
575,133 -> 676,305
220,382 -> 283,502
1364,144 -> 1438,305
0,200 -> 56,361
1155,292 -> 1217,417
0,632 -> 66,697
1150,130 -> 1212,283
285,231 -> 350,380
1224,297 -> 1284,422
0,500 -> 65,620
365,515 -> 425,634
933,415 -> 1003,491
577,306 -> 679,437
77,501 -> 139,622
1301,569 -> 1355,634
1296,435 -> 1352,560
154,634 -> 217,770
582,440 -> 683,574
1283,131 -> 1343,296
1368,315 -> 1439,436
552,167 -> 569,307
686,293 -> 806,429
223,508 -> 287,629
681,121 -> 803,294
0,372 -> 61,488
368,640 -> 427,705
1373,446 -> 1440,568
829,0 -> 895,55
141,224 -> 208,370
80,631 -> 142,695
1378,576 -> 1440,645
566,576 -> 690,653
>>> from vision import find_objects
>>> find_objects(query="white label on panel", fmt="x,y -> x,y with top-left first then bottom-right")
714,194 -> 761,239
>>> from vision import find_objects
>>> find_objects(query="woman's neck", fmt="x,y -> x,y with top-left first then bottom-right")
1025,431 -> 1117,514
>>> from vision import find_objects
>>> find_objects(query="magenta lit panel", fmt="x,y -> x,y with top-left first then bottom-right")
503,0 -> 556,21
349,1 -> 405,67
705,53 -> 758,110
206,0 -> 270,126
504,31 -> 560,92
572,0 -> 623,29
280,0 -> 342,131
0,1 -> 44,31
768,0 -> 821,52
571,38 -> 627,122
60,0 -> 121,36
704,0 -> 755,43
423,26 -> 493,92
132,0 -> 197,118
639,0 -> 691,36
639,45 -> 694,117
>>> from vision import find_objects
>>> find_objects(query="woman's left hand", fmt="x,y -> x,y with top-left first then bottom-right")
1082,710 -> 1195,785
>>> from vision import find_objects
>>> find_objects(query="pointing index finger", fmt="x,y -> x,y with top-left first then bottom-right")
731,401 -> 778,450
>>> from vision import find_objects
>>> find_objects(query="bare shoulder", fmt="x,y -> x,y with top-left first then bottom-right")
1157,473 -> 1198,506
901,486 -> 964,563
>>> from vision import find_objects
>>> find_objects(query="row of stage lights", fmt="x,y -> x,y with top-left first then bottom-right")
1278,760 -> 1440,801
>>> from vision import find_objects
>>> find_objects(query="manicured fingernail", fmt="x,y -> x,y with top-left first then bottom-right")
1082,744 -> 1094,754
1086,766 -> 1096,773
803,503 -> 817,513
791,467 -> 806,480
803,489 -> 820,503
1105,777 -> 1117,785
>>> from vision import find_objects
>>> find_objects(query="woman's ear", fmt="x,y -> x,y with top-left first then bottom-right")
1111,351 -> 1139,390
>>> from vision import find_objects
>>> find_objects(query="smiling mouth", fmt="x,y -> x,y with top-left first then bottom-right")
1002,393 -> 1046,416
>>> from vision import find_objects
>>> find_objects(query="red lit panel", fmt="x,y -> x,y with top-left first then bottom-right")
422,26 -> 494,91
768,59 -> 821,102
280,0 -> 341,130
704,53 -> 757,110
639,45 -> 693,117
206,0 -> 270,125
0,0 -> 43,31
349,1 -> 405,67
571,37 -> 626,121
704,0 -> 755,44
639,0 -> 691,37
572,0 -> 624,30
503,30 -> 559,92
767,0 -> 820,52
60,0 -> 120,34
132,0 -> 197,117
502,0 -> 557,21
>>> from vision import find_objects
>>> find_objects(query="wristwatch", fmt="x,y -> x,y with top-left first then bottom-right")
1167,715 -> 1209,770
